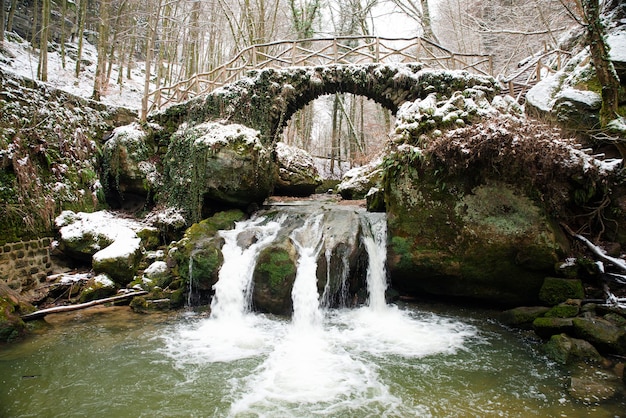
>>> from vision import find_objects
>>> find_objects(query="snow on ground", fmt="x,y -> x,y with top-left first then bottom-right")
1,33 -> 149,110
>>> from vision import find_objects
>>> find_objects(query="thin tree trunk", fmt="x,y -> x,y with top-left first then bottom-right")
60,0 -> 67,68
583,0 -> 620,127
31,0 -> 39,47
37,0 -> 49,81
0,0 -> 5,45
75,0 -> 87,78
93,0 -> 109,100
7,0 -> 17,33
141,0 -> 163,121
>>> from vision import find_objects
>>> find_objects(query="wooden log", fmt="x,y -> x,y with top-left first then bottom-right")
20,291 -> 148,322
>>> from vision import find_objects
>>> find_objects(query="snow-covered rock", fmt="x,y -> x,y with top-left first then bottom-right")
102,122 -> 160,205
274,142 -> 322,196
163,122 -> 274,221
337,157 -> 383,200
56,210 -> 157,284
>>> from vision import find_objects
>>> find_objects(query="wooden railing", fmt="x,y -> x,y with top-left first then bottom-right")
145,36 -> 494,117
501,49 -> 572,102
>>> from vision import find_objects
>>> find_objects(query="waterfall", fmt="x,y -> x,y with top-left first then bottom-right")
361,212 -> 388,311
290,213 -> 325,329
210,216 -> 283,320
187,256 -> 194,306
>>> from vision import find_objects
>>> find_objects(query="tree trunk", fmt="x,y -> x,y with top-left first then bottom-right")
75,0 -> 87,78
20,291 -> 148,321
7,0 -> 17,33
583,0 -> 620,127
141,0 -> 163,121
37,0 -> 50,82
0,0 -> 5,46
60,0 -> 67,68
31,0 -> 39,47
420,0 -> 439,43
92,0 -> 109,100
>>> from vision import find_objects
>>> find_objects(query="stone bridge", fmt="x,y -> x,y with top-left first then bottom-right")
149,62 -> 498,143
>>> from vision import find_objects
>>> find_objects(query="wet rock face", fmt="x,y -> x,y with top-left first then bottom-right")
386,176 -> 566,306
163,122 -> 275,222
101,122 -> 159,209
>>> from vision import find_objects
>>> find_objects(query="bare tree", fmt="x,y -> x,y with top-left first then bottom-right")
386,0 -> 439,42
0,0 -> 5,46
437,0 -> 573,75
37,0 -> 50,81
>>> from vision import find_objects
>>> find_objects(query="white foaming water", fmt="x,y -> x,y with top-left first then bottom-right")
163,208 -> 477,415
163,216 -> 284,365
210,216 -> 283,320
361,212 -> 388,311
290,214 -> 325,329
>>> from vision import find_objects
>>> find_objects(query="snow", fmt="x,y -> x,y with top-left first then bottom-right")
556,88 -> 601,109
144,261 -> 168,278
1,33 -> 149,109
57,210 -> 154,259
526,72 -> 566,112
94,273 -> 115,288
607,31 -> 626,63
179,122 -> 262,148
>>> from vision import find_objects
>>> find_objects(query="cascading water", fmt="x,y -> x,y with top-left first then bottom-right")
360,212 -> 388,311
210,215 -> 283,320
289,214 -> 325,328
4,198 -> 619,416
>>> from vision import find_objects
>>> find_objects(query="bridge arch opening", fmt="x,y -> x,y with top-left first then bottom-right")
280,93 -> 394,179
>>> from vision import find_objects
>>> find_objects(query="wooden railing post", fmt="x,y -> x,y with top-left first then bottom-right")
536,59 -> 542,81
375,37 -> 380,62
333,38 -> 338,62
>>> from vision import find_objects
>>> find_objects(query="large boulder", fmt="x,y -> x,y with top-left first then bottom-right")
253,244 -> 297,315
337,157 -> 383,200
101,122 -> 160,208
387,176 -> 566,305
572,317 -> 626,355
543,333 -> 602,365
274,142 -> 322,196
55,210 -> 157,285
163,122 -> 274,222
168,210 -> 245,306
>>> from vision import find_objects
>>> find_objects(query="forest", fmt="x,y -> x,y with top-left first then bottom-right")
2,0 -> 619,171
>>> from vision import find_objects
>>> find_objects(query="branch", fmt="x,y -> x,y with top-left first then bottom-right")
21,291 -> 148,322
477,27 -> 569,36
561,222 -> 626,272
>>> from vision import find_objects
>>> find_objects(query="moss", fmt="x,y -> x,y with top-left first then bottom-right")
539,277 -> 585,305
256,248 -> 296,294
545,302 -> 580,318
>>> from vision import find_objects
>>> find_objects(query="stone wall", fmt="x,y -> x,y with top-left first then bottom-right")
0,238 -> 54,294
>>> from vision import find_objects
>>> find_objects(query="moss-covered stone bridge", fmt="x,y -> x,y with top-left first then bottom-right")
149,63 -> 498,143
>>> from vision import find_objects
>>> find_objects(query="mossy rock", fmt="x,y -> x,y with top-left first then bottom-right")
544,301 -> 581,318
253,245 -> 296,315
533,317 -> 574,339
162,122 -> 274,222
0,283 -> 34,342
572,317 -> 626,355
169,210 -> 245,305
500,306 -> 550,329
538,277 -> 584,305
78,275 -> 117,303
543,333 -> 602,365
386,175 -> 564,305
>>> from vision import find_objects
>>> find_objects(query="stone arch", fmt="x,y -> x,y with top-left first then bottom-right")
151,63 -> 498,144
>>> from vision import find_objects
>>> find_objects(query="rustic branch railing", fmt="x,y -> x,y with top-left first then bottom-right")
500,49 -> 572,103
144,36 -> 493,117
